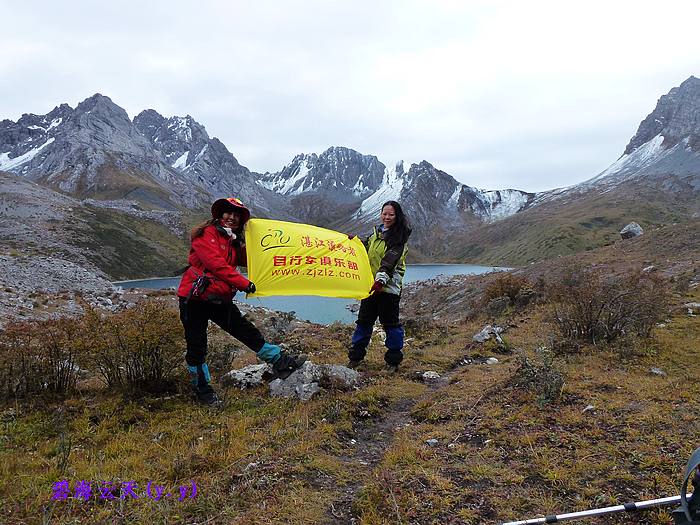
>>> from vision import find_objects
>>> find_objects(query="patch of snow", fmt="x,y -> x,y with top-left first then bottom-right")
0,138 -> 55,171
168,116 -> 192,142
172,151 -> 189,170
447,186 -> 462,208
482,189 -> 529,221
352,174 -> 369,196
284,158 -> 311,195
587,134 -> 666,184
47,118 -> 62,131
354,162 -> 405,220
192,145 -> 208,163
26,118 -> 61,133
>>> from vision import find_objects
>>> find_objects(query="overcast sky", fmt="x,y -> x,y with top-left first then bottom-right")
1,1 -> 699,192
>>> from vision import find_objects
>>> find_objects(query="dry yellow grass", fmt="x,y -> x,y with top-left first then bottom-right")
1,285 -> 698,524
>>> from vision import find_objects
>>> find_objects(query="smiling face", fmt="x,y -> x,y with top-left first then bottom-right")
381,204 -> 396,229
221,210 -> 241,231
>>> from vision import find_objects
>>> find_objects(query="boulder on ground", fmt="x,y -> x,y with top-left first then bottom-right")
473,324 -> 505,343
268,361 -> 360,401
620,222 -> 644,239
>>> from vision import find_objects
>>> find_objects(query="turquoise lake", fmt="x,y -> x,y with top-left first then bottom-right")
115,264 -> 505,325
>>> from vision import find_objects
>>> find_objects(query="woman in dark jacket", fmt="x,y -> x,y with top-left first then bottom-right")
178,197 -> 306,405
348,200 -> 411,372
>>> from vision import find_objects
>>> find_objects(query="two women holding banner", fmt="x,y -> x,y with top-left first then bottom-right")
177,197 -> 306,406
177,197 -> 411,405
348,200 -> 412,373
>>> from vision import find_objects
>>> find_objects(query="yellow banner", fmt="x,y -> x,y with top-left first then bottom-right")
245,218 -> 373,299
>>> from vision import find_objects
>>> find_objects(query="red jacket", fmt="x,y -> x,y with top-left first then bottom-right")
177,224 -> 250,302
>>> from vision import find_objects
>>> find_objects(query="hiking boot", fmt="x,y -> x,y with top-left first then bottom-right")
187,363 -> 221,407
195,383 -> 222,407
347,359 -> 363,370
273,352 -> 307,380
384,363 -> 399,374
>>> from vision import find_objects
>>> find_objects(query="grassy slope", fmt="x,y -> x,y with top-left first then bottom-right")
67,207 -> 189,280
451,184 -> 698,267
1,281 -> 698,524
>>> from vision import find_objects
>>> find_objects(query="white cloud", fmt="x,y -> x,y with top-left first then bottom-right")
0,0 -> 698,192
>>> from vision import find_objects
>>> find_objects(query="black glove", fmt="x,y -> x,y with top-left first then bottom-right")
243,281 -> 256,294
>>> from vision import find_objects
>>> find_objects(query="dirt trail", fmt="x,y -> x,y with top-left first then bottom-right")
320,367 -> 463,524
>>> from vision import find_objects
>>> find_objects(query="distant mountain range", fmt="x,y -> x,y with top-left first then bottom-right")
1,76 -> 699,276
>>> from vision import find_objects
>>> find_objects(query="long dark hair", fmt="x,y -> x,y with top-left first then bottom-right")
191,218 -> 218,240
382,201 -> 411,245
190,217 -> 244,240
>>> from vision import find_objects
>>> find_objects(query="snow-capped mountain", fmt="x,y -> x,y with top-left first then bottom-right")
133,110 -> 277,213
342,160 -> 534,246
566,76 -> 700,195
0,94 -> 212,209
259,146 -> 385,200
262,148 -> 535,233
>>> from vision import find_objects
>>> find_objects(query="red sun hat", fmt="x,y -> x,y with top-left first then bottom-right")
211,197 -> 251,224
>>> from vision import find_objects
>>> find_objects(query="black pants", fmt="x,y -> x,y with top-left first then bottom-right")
179,297 -> 265,366
349,292 -> 404,365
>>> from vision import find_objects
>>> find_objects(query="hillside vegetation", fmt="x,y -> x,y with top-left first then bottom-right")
2,238 -> 698,524
452,184 -> 699,267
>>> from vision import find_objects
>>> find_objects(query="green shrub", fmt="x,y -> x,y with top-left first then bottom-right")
512,349 -> 565,406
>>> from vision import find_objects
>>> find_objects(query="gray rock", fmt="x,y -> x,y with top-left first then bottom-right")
620,222 -> 644,239
485,357 -> 499,365
221,364 -> 271,389
473,324 -> 505,343
650,367 -> 667,377
582,405 -> 595,413
268,361 -> 359,401
684,302 -> 700,315
425,439 -> 439,447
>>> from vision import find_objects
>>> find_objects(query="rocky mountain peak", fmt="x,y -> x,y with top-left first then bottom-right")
624,76 -> 700,154
75,93 -> 128,119
133,109 -> 166,141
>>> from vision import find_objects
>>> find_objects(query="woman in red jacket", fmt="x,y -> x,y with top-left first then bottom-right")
178,197 -> 306,405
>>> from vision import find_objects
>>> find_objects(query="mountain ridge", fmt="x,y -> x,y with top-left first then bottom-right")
2,77 -> 700,276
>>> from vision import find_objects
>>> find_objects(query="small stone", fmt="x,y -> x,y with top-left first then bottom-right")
221,364 -> 271,389
684,302 -> 700,315
650,367 -> 667,377
422,371 -> 441,381
425,439 -> 439,447
485,357 -> 499,365
582,405 -> 595,413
